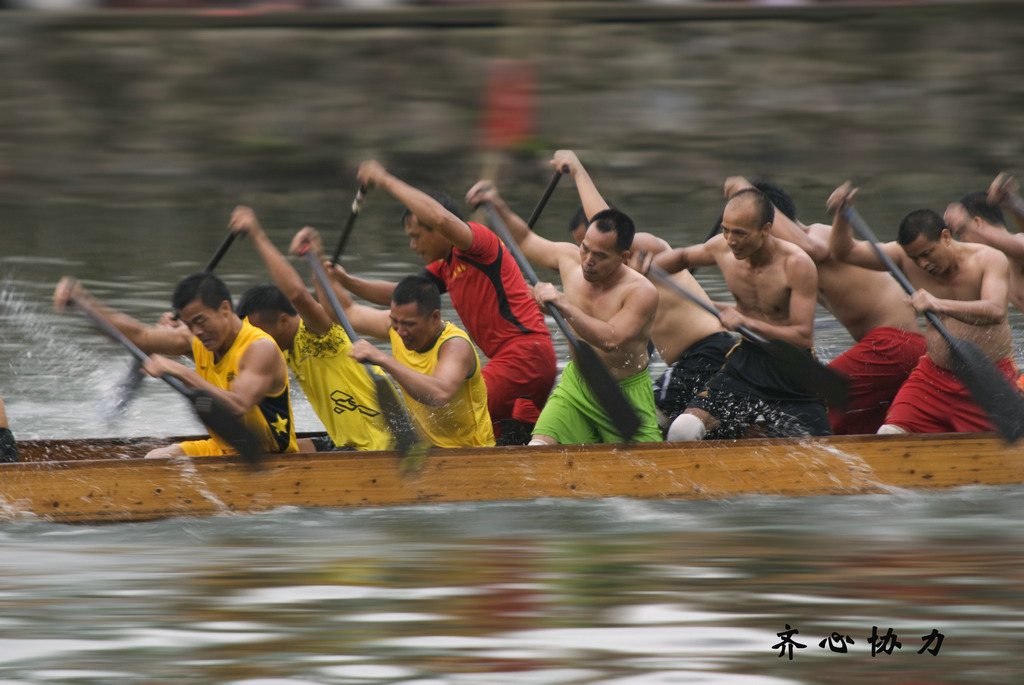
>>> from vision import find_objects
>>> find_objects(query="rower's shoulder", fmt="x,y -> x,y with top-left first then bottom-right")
631,231 -> 671,256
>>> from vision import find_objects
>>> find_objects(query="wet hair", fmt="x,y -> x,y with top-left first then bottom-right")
959,190 -> 1005,227
172,273 -> 232,313
392,274 -> 441,317
896,209 -> 947,245
726,188 -> 775,228
751,179 -> 798,221
588,208 -> 635,253
236,284 -> 297,320
401,192 -> 465,229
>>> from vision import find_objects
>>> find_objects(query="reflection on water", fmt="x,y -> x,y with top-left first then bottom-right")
1,491 -> 1023,682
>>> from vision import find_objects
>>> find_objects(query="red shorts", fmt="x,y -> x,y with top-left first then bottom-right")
827,327 -> 926,435
885,355 -> 1019,433
482,333 -> 557,428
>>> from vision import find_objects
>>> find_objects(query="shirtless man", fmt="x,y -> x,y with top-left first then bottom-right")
53,273 -> 298,458
331,161 -> 556,445
653,187 -> 831,441
945,178 -> 1024,315
726,176 -> 926,435
470,183 -> 732,433
323,269 -> 494,449
228,206 -> 393,452
828,183 -> 1016,434
482,150 -> 661,444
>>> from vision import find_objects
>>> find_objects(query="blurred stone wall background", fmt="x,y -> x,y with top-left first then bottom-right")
0,2 -> 1022,207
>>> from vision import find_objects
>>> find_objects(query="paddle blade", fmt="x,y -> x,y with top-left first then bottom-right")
761,338 -> 850,409
102,358 -> 146,421
944,335 -> 1024,442
188,388 -> 264,466
372,374 -> 424,454
572,339 -> 642,441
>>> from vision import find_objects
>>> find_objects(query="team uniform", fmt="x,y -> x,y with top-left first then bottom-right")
884,355 -> 1018,433
424,221 -> 556,438
826,326 -> 927,435
286,319 -> 393,451
180,319 -> 298,457
688,340 -> 832,439
390,321 -> 495,448
532,361 -> 663,444
652,331 -> 735,428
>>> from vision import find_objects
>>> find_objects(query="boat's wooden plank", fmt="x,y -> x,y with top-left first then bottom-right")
2,433 -> 1022,524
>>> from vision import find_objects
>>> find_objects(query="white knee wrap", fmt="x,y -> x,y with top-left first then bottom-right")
877,423 -> 909,435
667,413 -> 707,442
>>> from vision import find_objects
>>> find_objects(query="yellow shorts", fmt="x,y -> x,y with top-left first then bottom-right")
178,438 -> 227,457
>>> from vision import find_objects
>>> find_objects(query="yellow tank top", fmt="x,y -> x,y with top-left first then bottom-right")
286,320 -> 393,451
389,321 -> 494,448
190,318 -> 298,455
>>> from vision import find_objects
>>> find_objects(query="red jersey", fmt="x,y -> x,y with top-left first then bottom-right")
424,221 -> 551,358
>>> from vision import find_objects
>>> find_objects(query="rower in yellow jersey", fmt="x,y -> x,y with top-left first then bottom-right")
53,273 -> 298,459
304,239 -> 494,449
389,318 -> 492,449
230,205 -> 392,451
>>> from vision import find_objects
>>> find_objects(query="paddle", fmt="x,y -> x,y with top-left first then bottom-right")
72,287 -> 264,464
106,230 -> 241,420
301,249 -> 423,456
842,206 -> 1024,442
526,167 -> 564,228
330,186 -> 366,266
647,264 -> 849,408
483,198 -> 641,441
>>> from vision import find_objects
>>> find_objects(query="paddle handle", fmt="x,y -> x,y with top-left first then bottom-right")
204,231 -> 238,273
331,186 -> 366,266
526,169 -> 564,229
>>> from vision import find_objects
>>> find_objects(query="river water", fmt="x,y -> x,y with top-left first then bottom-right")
3,5 -> 1024,683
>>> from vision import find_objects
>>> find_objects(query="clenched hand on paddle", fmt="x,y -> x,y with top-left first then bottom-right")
827,183 -> 1024,442
54,278 -> 263,464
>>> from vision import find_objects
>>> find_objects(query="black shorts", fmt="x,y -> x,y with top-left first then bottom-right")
653,332 -> 736,423
688,341 -> 831,439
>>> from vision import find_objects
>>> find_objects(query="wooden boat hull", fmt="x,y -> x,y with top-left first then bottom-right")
2,432 -> 1022,524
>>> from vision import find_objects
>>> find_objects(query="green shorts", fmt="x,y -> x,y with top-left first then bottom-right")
533,361 -> 662,444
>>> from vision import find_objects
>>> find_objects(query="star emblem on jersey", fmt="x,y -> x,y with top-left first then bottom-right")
271,413 -> 290,435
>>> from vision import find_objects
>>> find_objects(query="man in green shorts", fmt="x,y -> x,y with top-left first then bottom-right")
475,149 -> 662,444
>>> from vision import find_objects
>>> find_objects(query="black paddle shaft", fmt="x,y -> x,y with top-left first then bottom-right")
843,205 -> 1024,442
204,231 -> 239,273
73,294 -> 263,464
331,186 -> 366,266
483,201 -> 641,441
